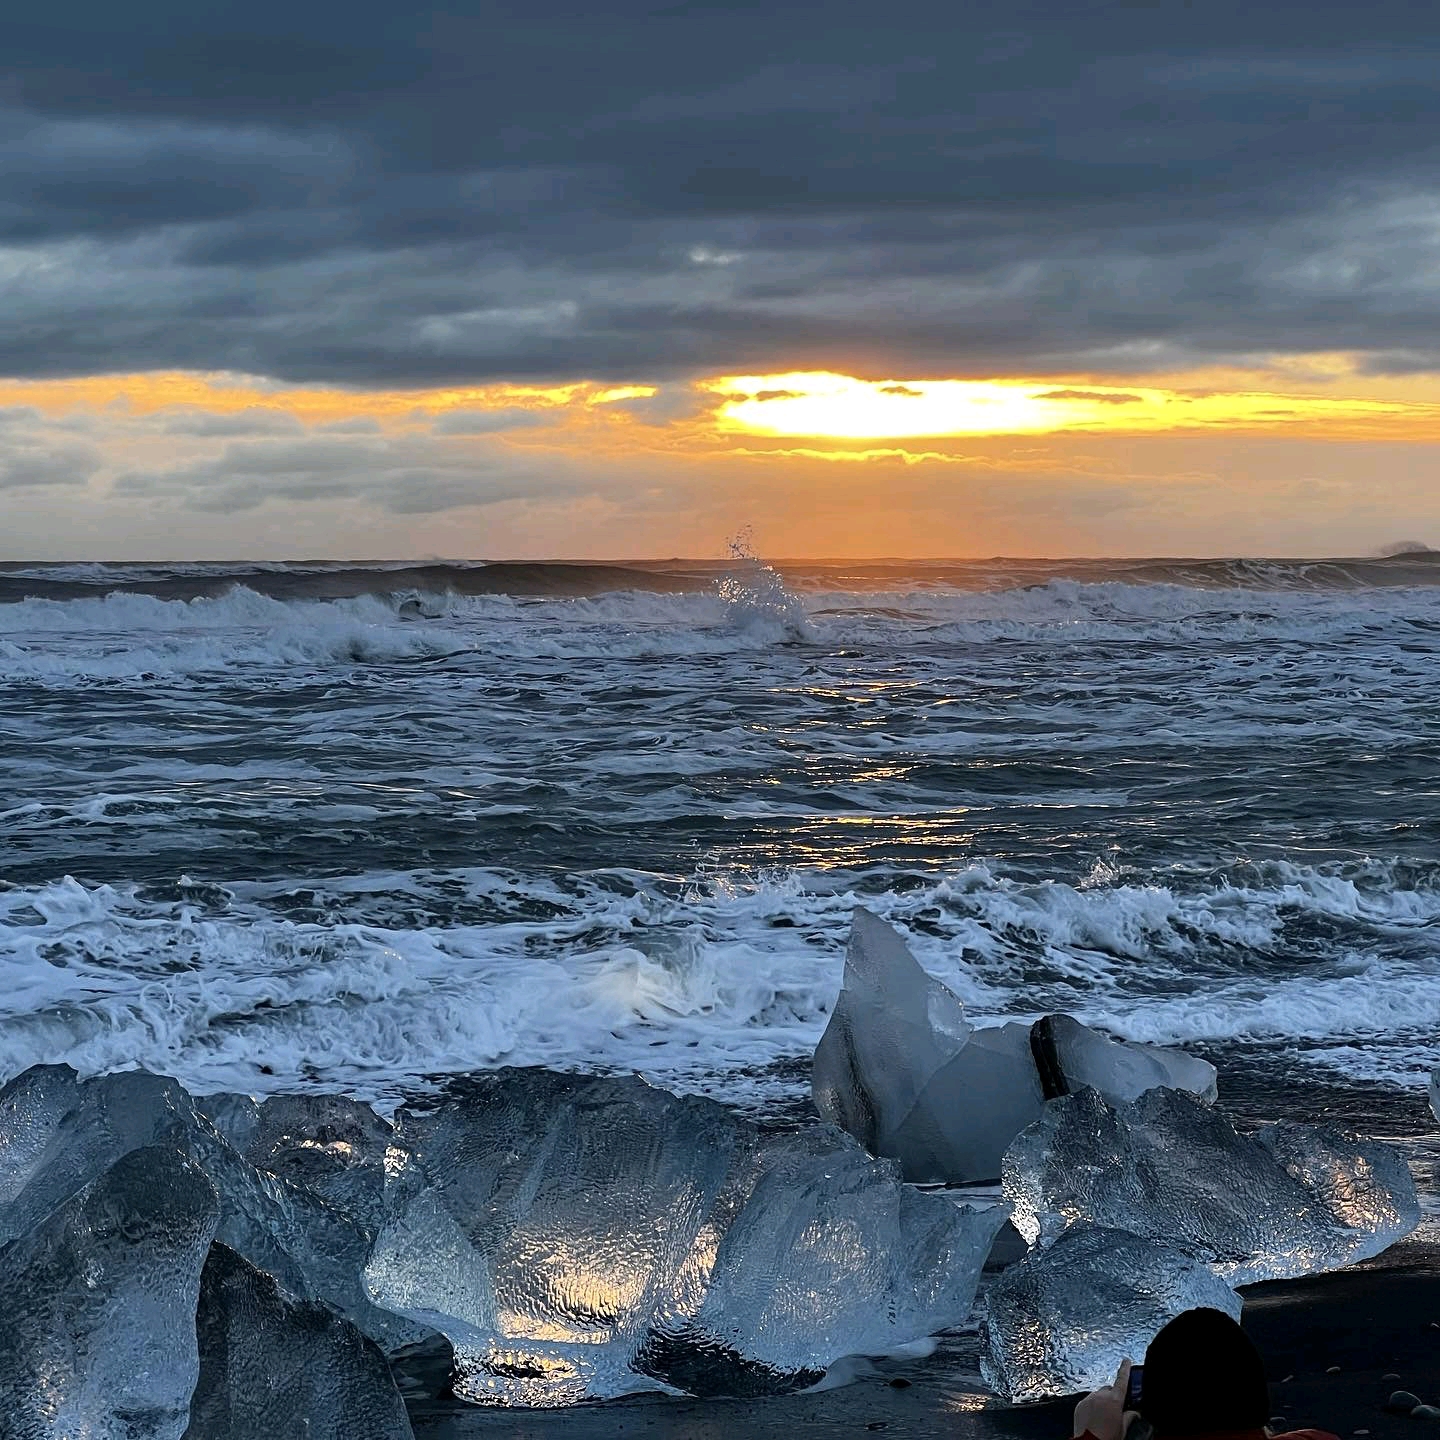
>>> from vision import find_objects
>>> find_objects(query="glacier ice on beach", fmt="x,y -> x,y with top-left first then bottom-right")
979,1225 -> 1243,1402
0,1064 -> 419,1351
812,908 -> 1217,1182
1032,1012 -> 1218,1105
0,1064 -> 199,1244
365,1068 -> 1006,1405
1005,1087 -> 1420,1284
185,1243 -> 414,1440
200,1091 -> 391,1230
0,1146 -> 220,1440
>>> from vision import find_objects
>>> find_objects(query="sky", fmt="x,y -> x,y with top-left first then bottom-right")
4,0 -> 1440,559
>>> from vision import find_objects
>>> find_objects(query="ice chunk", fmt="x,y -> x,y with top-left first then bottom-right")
194,1092 -> 261,1153
891,1021 -> 1046,1184
1005,1087 -> 1419,1284
185,1243 -> 414,1440
812,906 -> 973,1158
1430,1065 -> 1439,1124
812,910 -> 1217,1183
979,1225 -> 1243,1402
0,1065 -> 418,1351
0,1146 -> 220,1439
241,1094 -> 391,1229
638,1126 -> 1006,1398
0,1064 -> 198,1243
366,1068 -> 1005,1405
1032,1014 -> 1218,1105
188,1120 -> 423,1351
194,1091 -> 392,1230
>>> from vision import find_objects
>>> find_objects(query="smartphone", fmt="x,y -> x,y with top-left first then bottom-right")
1125,1365 -> 1144,1410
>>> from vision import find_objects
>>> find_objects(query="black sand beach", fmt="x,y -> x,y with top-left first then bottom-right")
408,1243 -> 1440,1440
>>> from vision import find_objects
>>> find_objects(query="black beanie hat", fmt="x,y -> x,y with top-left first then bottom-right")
1141,1308 -> 1269,1436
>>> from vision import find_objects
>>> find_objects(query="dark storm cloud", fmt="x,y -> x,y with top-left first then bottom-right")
5,0 -> 1440,382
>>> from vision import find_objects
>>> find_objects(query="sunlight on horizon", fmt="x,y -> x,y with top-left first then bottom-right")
712,371 -> 1440,440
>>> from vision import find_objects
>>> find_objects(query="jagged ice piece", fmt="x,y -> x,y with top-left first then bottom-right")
812,907 -> 972,1159
0,1064 -> 419,1351
366,1068 -> 1004,1405
979,1225 -> 1243,1402
0,1146 -> 220,1440
243,1093 -> 392,1230
1004,1087 -> 1419,1284
812,910 -> 1217,1183
185,1243 -> 413,1440
1034,1013 -> 1218,1105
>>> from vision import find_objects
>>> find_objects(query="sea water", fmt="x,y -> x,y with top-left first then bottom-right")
1,552 -> 1437,1155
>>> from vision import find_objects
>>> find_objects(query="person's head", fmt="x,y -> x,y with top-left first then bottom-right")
1141,1308 -> 1269,1436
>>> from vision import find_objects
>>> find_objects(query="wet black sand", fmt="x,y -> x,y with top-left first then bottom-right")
408,1243 -> 1440,1440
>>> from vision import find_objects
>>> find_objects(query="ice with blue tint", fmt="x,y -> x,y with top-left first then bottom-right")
1004,1087 -> 1419,1284
979,1225 -> 1244,1402
185,1243 -> 414,1440
0,1146 -> 220,1440
365,1068 -> 1006,1405
812,909 -> 1217,1183
0,1064 -> 419,1351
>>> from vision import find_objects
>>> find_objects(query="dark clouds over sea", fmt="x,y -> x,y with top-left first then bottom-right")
4,0 -> 1440,384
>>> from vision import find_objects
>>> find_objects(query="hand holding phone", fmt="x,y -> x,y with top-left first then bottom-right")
1073,1358 -> 1139,1440
1125,1364 -> 1144,1411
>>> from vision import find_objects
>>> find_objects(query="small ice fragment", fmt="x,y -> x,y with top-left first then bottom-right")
241,1093 -> 391,1229
0,1146 -> 220,1439
1004,1087 -> 1419,1284
1429,1066 -> 1439,1124
1032,1013 -> 1218,1105
185,1242 -> 414,1440
979,1225 -> 1243,1402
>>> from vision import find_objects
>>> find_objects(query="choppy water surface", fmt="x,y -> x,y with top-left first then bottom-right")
1,553 -> 1437,1136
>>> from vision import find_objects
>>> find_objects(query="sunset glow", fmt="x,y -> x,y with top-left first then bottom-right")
713,372 -> 1440,441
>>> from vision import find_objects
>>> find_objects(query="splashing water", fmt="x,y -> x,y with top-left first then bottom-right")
715,530 -> 815,642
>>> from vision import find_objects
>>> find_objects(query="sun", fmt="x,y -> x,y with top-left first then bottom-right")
709,370 -> 1440,441
711,372 -> 1163,438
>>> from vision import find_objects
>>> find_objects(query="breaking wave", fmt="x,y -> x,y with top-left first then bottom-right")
2,857 -> 1436,1108
2,568 -> 1439,679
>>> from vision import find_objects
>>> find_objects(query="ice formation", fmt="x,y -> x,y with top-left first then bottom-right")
1005,1086 -> 1420,1284
1429,1065 -> 1439,1124
978,1225 -> 1244,1402
0,1146 -> 220,1440
199,1092 -> 390,1230
1032,1013 -> 1218,1105
185,1243 -> 413,1440
365,1068 -> 1006,1405
0,1064 -> 419,1350
812,908 -> 1217,1181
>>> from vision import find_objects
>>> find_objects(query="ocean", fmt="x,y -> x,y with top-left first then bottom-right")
2,551 -> 1438,1175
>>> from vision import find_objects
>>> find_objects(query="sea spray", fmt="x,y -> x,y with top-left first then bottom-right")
714,529 -> 816,642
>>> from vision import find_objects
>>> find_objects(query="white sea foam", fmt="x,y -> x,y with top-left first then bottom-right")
2,859 -> 1436,1109
1,575 -> 1438,681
